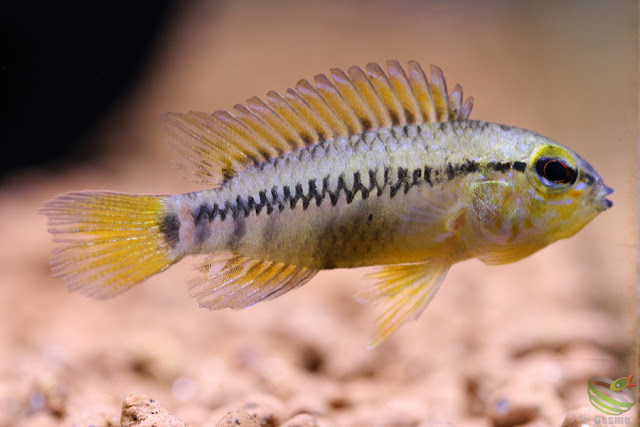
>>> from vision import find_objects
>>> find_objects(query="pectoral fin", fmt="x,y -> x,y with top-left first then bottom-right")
469,181 -> 535,265
469,181 -> 516,238
356,261 -> 450,348
400,186 -> 465,242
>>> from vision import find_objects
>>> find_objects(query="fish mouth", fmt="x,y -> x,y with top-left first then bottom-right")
601,185 -> 614,210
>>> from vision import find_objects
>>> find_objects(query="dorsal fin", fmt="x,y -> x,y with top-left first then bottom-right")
162,60 -> 474,185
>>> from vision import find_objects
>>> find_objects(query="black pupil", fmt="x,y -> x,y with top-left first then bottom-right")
535,157 -> 575,184
544,161 -> 568,182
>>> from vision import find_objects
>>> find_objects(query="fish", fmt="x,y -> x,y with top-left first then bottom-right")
610,375 -> 636,391
41,60 -> 613,347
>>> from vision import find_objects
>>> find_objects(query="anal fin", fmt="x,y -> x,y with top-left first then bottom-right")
190,256 -> 318,310
357,261 -> 450,348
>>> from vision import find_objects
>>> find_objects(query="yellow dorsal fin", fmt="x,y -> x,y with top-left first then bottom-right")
330,68 -> 379,131
314,73 -> 363,135
348,65 -> 394,128
406,60 -> 436,122
429,65 -> 450,121
365,62 -> 407,126
386,60 -> 422,124
162,61 -> 474,185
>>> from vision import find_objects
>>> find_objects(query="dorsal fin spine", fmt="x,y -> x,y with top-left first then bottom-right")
182,112 -> 254,167
386,60 -> 423,125
246,97 -> 298,152
429,65 -> 450,122
348,66 -> 393,128
284,87 -> 334,142
461,97 -> 474,120
207,111 -> 272,163
296,79 -> 349,138
365,63 -> 407,126
249,97 -> 303,152
314,74 -> 363,135
232,104 -> 288,156
266,91 -> 320,145
448,84 -> 464,120
330,68 -> 379,130
406,61 -> 437,122
212,110 -> 277,160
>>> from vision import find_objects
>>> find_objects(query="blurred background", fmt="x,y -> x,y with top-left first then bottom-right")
0,1 -> 637,426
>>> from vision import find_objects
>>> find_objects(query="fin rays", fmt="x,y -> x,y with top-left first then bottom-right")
40,192 -> 181,299
357,262 -> 450,348
191,256 -> 318,310
162,61 -> 473,185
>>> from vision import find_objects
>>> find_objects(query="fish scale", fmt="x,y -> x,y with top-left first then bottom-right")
41,61 -> 612,347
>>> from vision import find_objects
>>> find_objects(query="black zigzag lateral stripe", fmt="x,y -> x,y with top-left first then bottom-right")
191,159 -> 522,223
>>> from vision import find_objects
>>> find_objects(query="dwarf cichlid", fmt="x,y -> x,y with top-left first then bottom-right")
42,61 -> 613,347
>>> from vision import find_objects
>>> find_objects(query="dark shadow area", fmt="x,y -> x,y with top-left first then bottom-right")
0,0 -> 179,180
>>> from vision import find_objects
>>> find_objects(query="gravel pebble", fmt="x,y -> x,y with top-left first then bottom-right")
239,394 -> 287,427
120,394 -> 188,427
215,409 -> 260,427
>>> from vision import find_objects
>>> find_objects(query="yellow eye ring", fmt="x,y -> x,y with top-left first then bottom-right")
529,145 -> 578,192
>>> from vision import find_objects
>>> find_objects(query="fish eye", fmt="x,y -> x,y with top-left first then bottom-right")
534,157 -> 576,185
529,144 -> 579,192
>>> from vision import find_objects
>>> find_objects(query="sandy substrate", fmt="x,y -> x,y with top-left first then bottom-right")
1,1 -> 637,426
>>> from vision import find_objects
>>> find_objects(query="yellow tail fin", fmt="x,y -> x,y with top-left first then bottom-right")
41,192 -> 182,299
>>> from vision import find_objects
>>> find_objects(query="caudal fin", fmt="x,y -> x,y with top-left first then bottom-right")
40,192 -> 182,299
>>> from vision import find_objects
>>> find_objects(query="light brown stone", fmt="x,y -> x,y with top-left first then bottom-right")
215,409 -> 260,427
120,394 -> 188,427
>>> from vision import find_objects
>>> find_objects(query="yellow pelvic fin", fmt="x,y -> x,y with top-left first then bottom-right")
40,192 -> 181,298
357,261 -> 450,348
162,60 -> 474,185
190,256 -> 318,310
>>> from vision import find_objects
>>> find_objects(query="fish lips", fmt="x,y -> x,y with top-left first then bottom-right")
600,185 -> 614,210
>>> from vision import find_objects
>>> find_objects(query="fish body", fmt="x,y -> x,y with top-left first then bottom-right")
42,61 -> 612,346
171,121 -> 595,268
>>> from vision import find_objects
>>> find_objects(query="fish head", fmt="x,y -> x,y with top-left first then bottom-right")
471,133 -> 612,265
522,138 -> 613,243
